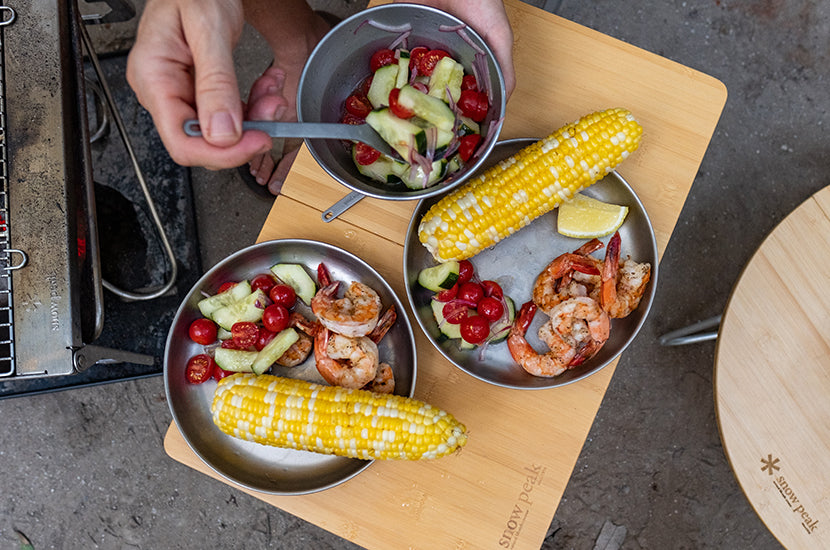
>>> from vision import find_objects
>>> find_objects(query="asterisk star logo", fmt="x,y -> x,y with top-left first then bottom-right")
761,454 -> 780,475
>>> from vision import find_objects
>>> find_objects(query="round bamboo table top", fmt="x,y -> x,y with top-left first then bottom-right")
715,185 -> 830,548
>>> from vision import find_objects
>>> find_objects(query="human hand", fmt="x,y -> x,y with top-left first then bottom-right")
126,0 -> 272,169
401,0 -> 516,97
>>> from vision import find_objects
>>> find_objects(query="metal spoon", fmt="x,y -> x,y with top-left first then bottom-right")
183,119 -> 396,158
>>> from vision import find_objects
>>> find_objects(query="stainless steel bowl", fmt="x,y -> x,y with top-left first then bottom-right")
164,239 -> 417,494
403,139 -> 659,390
297,3 -> 506,201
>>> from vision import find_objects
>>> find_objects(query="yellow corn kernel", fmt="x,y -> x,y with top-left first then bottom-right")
418,108 -> 643,262
211,373 -> 467,460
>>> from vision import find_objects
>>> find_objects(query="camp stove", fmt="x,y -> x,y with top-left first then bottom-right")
1,0 -> 176,379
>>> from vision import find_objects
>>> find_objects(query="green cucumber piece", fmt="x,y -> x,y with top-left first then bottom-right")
270,263 -> 316,305
366,108 -> 427,158
214,348 -> 258,372
198,280 -> 252,318
211,289 -> 269,331
401,158 -> 447,190
431,299 -> 463,340
457,115 -> 480,136
367,64 -> 399,108
352,144 -> 407,184
395,50 -> 410,88
488,296 -> 516,344
418,261 -> 460,291
427,56 -> 464,103
397,85 -> 455,131
251,328 -> 300,375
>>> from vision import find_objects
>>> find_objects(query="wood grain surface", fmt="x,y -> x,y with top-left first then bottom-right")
164,1 -> 727,548
715,186 -> 830,549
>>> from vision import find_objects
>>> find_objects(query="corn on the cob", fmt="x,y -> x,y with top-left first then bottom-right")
418,108 -> 643,262
211,373 -> 467,460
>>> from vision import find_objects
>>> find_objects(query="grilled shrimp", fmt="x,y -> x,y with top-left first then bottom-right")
533,242 -> 603,316
311,281 -> 382,338
275,312 -> 316,367
363,362 -> 395,394
599,232 -> 651,318
313,327 -> 379,389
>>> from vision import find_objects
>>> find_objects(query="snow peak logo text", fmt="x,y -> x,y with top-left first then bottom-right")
773,475 -> 819,534
499,464 -> 546,548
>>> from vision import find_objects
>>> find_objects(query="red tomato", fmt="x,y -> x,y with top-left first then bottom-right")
255,328 -> 277,351
269,284 -> 296,309
481,280 -> 503,299
457,134 -> 481,162
358,75 -> 373,96
457,281 -> 484,304
212,367 -> 234,381
457,89 -> 489,122
457,260 -> 475,284
419,49 -> 450,76
477,296 -> 504,322
435,283 -> 458,302
460,315 -> 490,345
442,301 -> 469,324
370,48 -> 396,72
220,338 -> 241,349
262,304 -> 290,333
217,281 -> 237,294
251,273 -> 277,294
388,88 -> 414,119
354,142 -> 381,165
188,318 -> 218,345
341,112 -> 365,125
231,321 -> 259,349
461,74 -> 478,91
185,354 -> 215,384
409,46 -> 428,73
345,94 -> 372,118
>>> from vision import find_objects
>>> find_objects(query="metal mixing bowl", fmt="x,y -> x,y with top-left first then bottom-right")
297,3 -> 506,201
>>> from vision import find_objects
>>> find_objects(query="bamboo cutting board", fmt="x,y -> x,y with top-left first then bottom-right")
164,1 -> 727,548
715,186 -> 830,549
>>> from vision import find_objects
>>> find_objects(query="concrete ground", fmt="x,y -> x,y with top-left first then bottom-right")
6,0 -> 825,547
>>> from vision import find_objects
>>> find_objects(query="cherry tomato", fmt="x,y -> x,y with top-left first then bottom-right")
212,367 -> 234,381
370,48 -> 396,72
220,338 -> 241,349
354,142 -> 381,165
418,49 -> 450,76
269,284 -> 297,309
442,301 -> 469,324
409,46 -> 428,73
345,94 -> 372,118
262,304 -> 290,333
435,283 -> 458,302
457,89 -> 489,122
481,280 -> 503,299
460,315 -> 490,345
358,75 -> 373,96
251,273 -> 277,294
477,296 -> 504,322
341,112 -> 365,125
388,88 -> 414,119
188,318 -> 218,345
461,74 -> 478,91
457,259 -> 475,284
185,354 -> 215,384
255,328 -> 277,351
231,321 -> 259,349
217,281 -> 237,293
457,281 -> 484,305
457,134 -> 481,162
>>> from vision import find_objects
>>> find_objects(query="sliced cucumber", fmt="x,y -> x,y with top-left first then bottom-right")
198,280 -> 252,318
418,261 -> 460,291
211,289 -> 269,331
214,348 -> 258,373
353,144 -> 407,184
217,327 -> 233,341
427,56 -> 464,103
488,296 -> 516,344
270,263 -> 316,305
411,118 -> 454,154
431,299 -> 463,340
251,328 -> 300,375
446,155 -> 462,175
367,64 -> 398,108
397,85 -> 455,131
395,50 -> 410,88
401,158 -> 447,190
366,108 -> 427,158
457,115 -> 480,136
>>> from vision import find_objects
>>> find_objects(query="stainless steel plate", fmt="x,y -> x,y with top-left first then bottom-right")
404,139 -> 658,389
165,239 -> 417,494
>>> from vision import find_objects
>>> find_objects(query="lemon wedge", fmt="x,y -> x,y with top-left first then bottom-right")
557,193 -> 629,238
